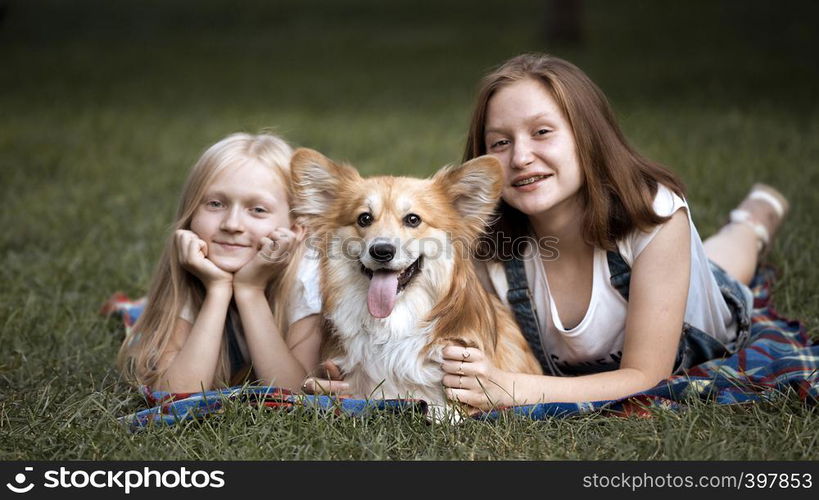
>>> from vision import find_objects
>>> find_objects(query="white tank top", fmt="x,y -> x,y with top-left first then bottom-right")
480,185 -> 739,371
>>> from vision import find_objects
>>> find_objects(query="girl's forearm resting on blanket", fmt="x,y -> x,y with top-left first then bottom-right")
490,308 -> 686,405
501,367 -> 672,405
153,285 -> 233,392
234,287 -> 321,390
472,216 -> 689,406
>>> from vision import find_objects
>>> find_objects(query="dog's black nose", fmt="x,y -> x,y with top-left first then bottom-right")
369,243 -> 396,263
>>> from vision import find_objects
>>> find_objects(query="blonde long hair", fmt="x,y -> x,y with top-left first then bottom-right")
118,132 -> 306,388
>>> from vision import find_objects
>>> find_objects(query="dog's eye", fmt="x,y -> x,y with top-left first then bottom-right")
357,212 -> 373,227
403,213 -> 422,228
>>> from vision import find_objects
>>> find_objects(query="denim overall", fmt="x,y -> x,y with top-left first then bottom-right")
226,304 -> 253,385
503,251 -> 752,376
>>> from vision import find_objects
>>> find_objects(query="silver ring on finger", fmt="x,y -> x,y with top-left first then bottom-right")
261,244 -> 279,262
462,350 -> 470,360
458,361 -> 465,375
458,375 -> 463,389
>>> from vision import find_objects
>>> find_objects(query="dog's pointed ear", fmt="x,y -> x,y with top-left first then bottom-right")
433,155 -> 503,229
291,148 -> 360,217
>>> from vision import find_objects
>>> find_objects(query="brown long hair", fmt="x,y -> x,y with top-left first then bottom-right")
117,132 -> 306,388
464,53 -> 685,253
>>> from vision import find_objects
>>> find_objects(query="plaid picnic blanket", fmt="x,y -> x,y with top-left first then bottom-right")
105,265 -> 817,430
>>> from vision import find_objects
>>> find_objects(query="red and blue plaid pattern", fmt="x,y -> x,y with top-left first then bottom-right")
482,265 -> 817,419
108,265 -> 817,430
117,385 -> 429,429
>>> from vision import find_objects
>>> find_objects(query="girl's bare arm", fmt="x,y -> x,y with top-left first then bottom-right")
443,210 -> 691,408
151,229 -> 235,392
234,287 -> 322,390
152,285 -> 233,392
233,229 -> 323,390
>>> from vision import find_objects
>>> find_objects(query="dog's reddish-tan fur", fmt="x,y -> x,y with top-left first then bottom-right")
291,148 -> 542,402
424,254 -> 543,375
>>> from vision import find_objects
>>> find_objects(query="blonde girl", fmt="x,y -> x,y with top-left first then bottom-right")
118,133 -> 322,393
440,53 -> 789,409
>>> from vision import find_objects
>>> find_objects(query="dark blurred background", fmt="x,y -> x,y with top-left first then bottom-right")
2,0 -> 816,148
1,0 -> 817,279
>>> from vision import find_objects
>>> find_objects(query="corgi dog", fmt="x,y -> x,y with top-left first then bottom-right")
291,148 -> 542,409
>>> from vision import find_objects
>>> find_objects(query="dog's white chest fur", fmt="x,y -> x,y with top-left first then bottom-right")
329,274 -> 447,404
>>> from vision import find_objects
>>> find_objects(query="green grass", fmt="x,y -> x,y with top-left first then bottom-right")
1,0 -> 818,460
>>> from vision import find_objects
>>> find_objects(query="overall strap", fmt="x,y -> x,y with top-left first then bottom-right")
502,257 -> 559,375
225,304 -> 245,375
606,250 -> 631,301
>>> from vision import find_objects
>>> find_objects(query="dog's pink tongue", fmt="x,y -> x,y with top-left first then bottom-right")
367,270 -> 399,318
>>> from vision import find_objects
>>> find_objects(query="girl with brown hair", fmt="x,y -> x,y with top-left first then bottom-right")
440,53 -> 789,408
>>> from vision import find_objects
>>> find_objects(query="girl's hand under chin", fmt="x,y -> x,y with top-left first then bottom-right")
233,227 -> 299,292
175,229 -> 233,290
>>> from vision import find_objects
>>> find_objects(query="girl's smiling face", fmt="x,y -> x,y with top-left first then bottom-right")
484,78 -> 584,219
190,161 -> 291,272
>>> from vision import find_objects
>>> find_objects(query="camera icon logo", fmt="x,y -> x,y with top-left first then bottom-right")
6,467 -> 35,494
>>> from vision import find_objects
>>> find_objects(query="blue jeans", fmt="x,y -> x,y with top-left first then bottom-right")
673,261 -> 753,373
